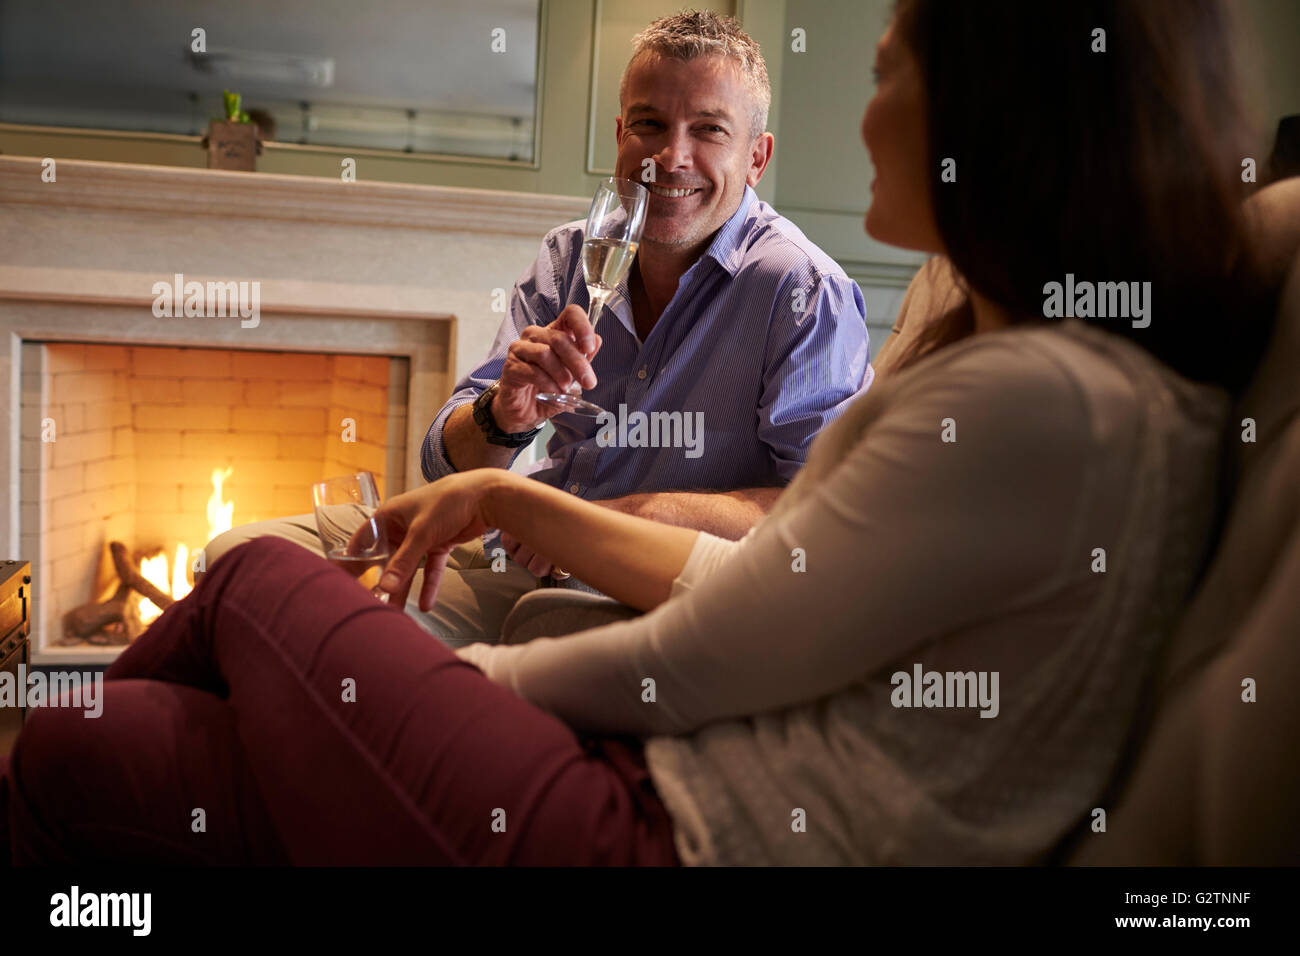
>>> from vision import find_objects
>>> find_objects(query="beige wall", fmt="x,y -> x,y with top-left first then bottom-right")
0,0 -> 788,205
4,0 -> 1295,340
771,0 -> 1300,255
768,0 -> 1300,336
773,0 -> 922,349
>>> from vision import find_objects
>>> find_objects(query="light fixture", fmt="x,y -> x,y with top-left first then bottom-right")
188,48 -> 335,89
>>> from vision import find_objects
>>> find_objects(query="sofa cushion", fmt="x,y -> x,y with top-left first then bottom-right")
500,589 -> 641,645
1070,228 -> 1300,864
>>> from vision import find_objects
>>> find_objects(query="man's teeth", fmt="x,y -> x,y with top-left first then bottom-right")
647,184 -> 700,197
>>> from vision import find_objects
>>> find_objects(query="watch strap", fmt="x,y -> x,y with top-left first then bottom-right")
473,384 -> 541,447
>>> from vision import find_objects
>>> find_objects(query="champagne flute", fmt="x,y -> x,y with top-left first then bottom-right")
534,176 -> 648,417
312,471 -> 392,603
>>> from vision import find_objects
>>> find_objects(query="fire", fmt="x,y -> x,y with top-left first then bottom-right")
137,553 -> 171,623
207,467 -> 234,538
136,468 -> 233,625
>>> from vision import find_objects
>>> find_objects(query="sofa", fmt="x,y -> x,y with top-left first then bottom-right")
500,177 -> 1300,865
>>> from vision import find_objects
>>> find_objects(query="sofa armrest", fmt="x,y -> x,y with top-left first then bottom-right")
500,589 -> 643,644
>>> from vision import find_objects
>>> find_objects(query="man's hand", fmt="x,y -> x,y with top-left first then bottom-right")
500,530 -> 556,578
501,532 -> 572,580
494,304 -> 603,432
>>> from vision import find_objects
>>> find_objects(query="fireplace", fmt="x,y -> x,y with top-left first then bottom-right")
23,342 -> 408,649
0,155 -> 589,662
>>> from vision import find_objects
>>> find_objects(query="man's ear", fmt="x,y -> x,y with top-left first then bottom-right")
747,131 -> 775,187
613,115 -> 626,178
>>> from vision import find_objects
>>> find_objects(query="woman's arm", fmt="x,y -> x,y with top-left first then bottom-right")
372,469 -> 699,613
457,337 -> 1098,736
483,472 -> 701,609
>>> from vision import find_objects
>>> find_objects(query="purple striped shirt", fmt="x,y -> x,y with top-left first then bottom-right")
421,185 -> 872,505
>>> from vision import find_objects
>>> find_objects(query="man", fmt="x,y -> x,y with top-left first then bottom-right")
205,10 -> 871,645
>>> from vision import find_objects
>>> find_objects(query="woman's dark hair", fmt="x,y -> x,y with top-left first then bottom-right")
890,0 -> 1273,393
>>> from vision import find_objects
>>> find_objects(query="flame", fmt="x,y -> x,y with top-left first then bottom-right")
137,552 -> 171,624
135,468 -> 232,626
172,543 -> 193,602
207,467 -> 234,538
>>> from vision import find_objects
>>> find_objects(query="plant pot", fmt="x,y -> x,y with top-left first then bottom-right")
207,119 -> 259,171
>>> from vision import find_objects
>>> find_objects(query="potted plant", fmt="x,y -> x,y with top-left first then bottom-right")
206,89 -> 260,171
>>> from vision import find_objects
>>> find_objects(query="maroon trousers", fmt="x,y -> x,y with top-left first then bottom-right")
0,537 -> 679,865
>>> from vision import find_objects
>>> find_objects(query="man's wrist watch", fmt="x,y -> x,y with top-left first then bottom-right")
472,381 -> 542,448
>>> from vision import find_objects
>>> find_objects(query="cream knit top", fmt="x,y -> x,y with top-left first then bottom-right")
458,320 -> 1229,865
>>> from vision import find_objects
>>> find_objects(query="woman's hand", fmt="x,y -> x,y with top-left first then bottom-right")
371,465 -> 695,616
371,470 -> 510,611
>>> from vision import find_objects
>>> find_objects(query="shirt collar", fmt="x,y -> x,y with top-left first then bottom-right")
606,184 -> 758,337
700,184 -> 758,277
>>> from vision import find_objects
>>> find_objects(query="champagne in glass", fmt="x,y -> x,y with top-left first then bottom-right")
311,471 -> 392,603
535,176 -> 648,417
582,235 -> 640,317
324,552 -> 389,591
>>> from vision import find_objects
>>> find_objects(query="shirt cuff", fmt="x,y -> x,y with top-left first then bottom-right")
669,530 -> 745,599
421,396 -> 478,481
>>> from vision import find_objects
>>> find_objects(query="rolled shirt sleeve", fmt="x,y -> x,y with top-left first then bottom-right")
420,235 -> 565,481
758,273 -> 872,483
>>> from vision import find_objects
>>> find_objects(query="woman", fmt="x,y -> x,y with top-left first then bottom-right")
0,0 -> 1271,865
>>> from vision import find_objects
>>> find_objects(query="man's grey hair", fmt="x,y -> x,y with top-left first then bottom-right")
619,10 -> 771,140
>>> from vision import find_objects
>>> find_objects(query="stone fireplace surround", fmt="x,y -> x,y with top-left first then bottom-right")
0,156 -> 587,662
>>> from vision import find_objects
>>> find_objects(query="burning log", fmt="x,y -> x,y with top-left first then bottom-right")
59,540 -> 176,645
109,541 -> 174,613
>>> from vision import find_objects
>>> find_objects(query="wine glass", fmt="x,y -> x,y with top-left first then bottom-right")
312,471 -> 392,603
534,176 -> 648,417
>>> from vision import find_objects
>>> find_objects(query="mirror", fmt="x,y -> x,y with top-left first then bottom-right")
0,0 -> 542,162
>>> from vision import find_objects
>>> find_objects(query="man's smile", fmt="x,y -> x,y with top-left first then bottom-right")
646,183 -> 705,199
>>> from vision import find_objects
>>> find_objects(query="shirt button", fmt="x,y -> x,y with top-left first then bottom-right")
637,367 -> 647,379
569,483 -> 580,493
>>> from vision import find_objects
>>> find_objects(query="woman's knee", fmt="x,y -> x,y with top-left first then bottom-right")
9,682 -> 248,863
9,696 -> 113,812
